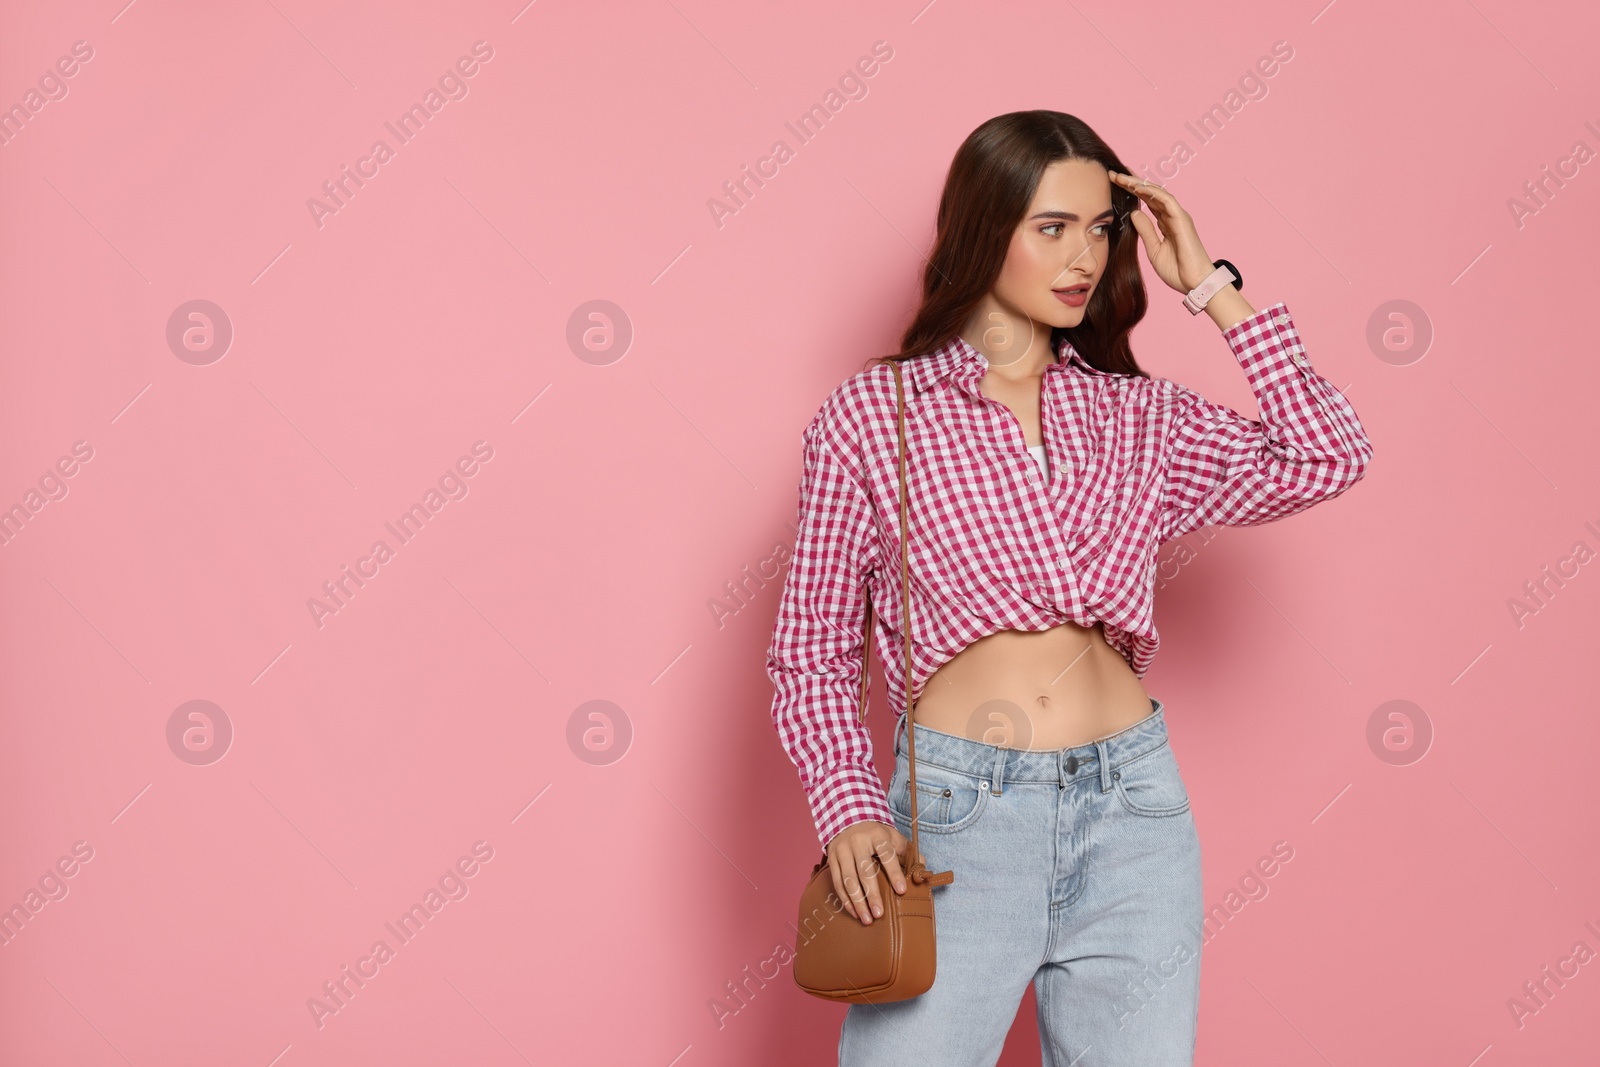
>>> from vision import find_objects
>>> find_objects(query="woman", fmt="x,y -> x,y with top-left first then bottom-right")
765,111 -> 1372,1066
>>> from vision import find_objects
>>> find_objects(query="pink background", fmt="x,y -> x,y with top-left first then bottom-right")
3,0 -> 1598,1063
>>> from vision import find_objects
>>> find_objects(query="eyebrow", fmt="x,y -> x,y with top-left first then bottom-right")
1029,208 -> 1117,222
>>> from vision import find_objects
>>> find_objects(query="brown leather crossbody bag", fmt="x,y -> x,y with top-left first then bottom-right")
792,359 -> 956,1004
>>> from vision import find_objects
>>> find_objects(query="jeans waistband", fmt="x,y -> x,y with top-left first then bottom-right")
892,697 -> 1170,795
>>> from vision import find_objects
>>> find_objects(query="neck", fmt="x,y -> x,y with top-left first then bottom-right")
977,343 -> 1057,385
960,303 -> 1062,379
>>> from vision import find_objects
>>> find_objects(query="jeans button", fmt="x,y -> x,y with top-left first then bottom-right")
1065,755 -> 1079,774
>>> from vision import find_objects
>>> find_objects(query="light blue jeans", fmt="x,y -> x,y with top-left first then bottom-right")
838,698 -> 1204,1067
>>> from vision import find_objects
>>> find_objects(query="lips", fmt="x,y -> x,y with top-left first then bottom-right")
1053,285 -> 1090,295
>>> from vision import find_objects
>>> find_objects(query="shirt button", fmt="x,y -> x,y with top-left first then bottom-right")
1292,353 -> 1307,365
1274,314 -> 1290,326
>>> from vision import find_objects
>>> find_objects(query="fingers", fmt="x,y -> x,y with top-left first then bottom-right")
1110,170 -> 1160,193
1109,173 -> 1163,243
1126,205 -> 1159,242
875,837 -> 908,897
825,851 -> 849,922
828,823 -> 909,926
1111,170 -> 1183,213
853,845 -> 886,923
829,831 -> 879,925
1110,173 -> 1191,244
827,847 -> 865,923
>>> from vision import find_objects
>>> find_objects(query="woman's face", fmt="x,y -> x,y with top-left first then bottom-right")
981,158 -> 1118,363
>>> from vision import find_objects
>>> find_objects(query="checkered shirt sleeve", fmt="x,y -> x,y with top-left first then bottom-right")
765,409 -> 895,850
1157,302 -> 1373,543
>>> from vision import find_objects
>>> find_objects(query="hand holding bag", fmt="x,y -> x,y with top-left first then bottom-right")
792,359 -> 956,1004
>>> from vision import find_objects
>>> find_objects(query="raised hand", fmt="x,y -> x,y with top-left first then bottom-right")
1109,171 -> 1219,295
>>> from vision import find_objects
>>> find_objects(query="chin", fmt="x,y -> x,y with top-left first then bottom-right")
1038,302 -> 1083,330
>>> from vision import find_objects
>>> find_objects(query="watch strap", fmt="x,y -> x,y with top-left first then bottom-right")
1182,260 -> 1240,314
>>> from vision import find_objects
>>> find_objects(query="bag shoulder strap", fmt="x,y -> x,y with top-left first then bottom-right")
848,361 -> 951,885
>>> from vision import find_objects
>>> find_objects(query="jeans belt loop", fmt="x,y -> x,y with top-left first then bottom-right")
1097,738 -> 1114,793
990,744 -> 1006,796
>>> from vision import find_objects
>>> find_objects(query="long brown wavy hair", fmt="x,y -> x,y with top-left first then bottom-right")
872,111 -> 1151,379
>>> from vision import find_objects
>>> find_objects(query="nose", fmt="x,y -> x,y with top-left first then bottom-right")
1053,242 -> 1099,292
1065,239 -> 1100,272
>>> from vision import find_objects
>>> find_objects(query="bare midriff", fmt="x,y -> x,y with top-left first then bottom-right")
910,621 -> 1154,749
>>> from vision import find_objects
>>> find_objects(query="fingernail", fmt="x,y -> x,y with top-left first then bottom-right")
872,903 -> 882,917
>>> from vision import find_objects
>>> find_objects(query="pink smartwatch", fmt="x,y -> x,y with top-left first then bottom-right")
1182,260 -> 1241,314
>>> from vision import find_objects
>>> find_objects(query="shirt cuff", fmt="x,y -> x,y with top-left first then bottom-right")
809,762 -> 895,850
1221,301 -> 1316,396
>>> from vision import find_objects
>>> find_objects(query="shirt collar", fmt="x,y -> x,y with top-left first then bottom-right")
907,332 -> 1103,397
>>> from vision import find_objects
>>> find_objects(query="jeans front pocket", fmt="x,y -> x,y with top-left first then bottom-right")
1112,740 -> 1191,817
888,757 -> 990,834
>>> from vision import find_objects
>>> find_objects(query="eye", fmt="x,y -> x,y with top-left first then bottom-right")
1042,221 -> 1113,239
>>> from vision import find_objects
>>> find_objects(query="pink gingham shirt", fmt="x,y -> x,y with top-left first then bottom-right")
766,302 -> 1372,848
